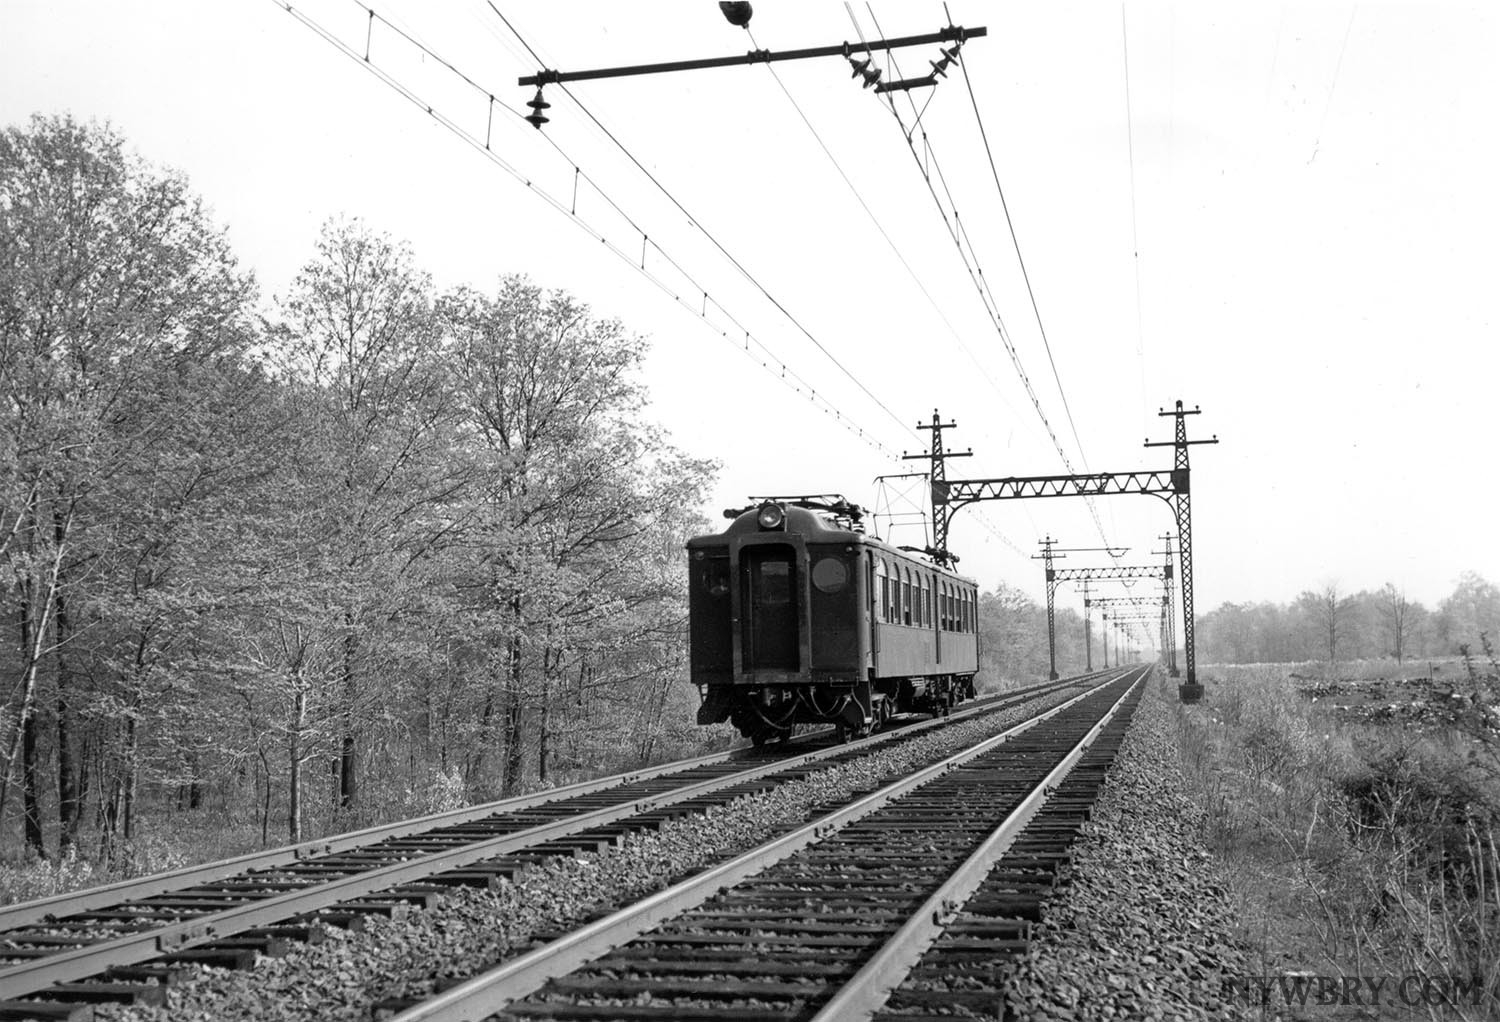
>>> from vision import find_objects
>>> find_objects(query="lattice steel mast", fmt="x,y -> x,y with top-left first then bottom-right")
916,401 -> 1216,701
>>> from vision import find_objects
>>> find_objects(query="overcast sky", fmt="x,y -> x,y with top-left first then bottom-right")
3,1 -> 1496,619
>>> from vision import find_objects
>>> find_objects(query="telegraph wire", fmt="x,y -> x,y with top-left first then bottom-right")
274,0 -> 899,456
486,1 -> 919,445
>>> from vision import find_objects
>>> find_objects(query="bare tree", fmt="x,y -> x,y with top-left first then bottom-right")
1318,583 -> 1354,664
1378,582 -> 1414,663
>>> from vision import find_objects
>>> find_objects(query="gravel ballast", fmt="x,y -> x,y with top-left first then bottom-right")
1000,682 -> 1254,1021
97,685 -> 1087,1022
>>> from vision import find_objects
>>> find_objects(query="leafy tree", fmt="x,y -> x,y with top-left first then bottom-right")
0,115 -> 254,857
441,276 -> 713,795
1437,572 -> 1500,653
269,217 -> 463,813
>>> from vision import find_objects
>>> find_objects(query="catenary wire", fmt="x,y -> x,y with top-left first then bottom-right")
861,3 -> 1123,560
487,1 -> 919,446
275,0 -> 900,457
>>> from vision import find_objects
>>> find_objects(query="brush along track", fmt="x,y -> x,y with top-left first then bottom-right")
374,668 -> 1147,1022
0,675 -> 1108,1016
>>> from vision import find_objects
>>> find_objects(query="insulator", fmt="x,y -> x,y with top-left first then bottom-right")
848,57 -> 871,79
525,88 -> 550,130
930,57 -> 950,78
861,66 -> 882,88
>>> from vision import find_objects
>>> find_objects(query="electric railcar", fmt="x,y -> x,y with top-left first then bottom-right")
688,496 -> 979,743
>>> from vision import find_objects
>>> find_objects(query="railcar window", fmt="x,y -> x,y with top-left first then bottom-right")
756,560 -> 791,605
812,557 -> 848,593
902,568 -> 912,626
697,560 -> 729,598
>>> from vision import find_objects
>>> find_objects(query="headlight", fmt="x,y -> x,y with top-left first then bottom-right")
756,502 -> 785,530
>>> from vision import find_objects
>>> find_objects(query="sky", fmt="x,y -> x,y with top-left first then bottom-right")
3,0 -> 1496,627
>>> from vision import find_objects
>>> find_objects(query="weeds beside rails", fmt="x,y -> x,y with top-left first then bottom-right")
1176,649 -> 1500,1019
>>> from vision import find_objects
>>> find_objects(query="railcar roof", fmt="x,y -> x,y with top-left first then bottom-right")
687,506 -> 977,587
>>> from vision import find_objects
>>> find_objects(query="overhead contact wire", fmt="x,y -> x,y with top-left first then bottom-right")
278,0 -> 897,456
487,2 -> 918,446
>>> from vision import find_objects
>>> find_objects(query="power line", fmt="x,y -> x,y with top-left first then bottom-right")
487,1 -> 919,445
276,0 -> 899,456
861,3 -> 1121,558
743,28 -> 1026,432
955,29 -> 1091,478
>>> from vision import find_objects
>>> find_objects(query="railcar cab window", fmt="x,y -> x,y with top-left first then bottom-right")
695,558 -> 729,598
755,559 -> 791,604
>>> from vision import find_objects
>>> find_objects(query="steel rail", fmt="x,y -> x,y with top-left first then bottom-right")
0,675 -> 1093,999
0,673 -> 1069,934
811,666 -> 1148,1021
382,669 -> 1138,1022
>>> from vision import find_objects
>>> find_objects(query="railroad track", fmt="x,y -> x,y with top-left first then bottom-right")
362,666 -> 1149,1022
0,671 -> 1110,1017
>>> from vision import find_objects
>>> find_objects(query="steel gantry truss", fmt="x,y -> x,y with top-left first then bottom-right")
1103,610 -> 1158,665
909,402 -> 1216,701
1033,537 -> 1127,681
1048,564 -> 1166,676
1090,596 -> 1169,672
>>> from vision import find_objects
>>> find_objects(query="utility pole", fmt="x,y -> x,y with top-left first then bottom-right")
1144,402 -> 1217,701
1078,579 -> 1094,671
1033,537 -> 1062,680
1152,532 -> 1179,677
903,410 -> 970,567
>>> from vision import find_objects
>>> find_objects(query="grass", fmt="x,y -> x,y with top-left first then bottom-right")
1177,654 -> 1499,1019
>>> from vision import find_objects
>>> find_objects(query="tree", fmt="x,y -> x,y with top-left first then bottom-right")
0,114 -> 254,857
1437,572 -> 1500,654
1378,583 -> 1414,663
441,276 -> 713,795
269,217 -> 462,813
1293,583 -> 1355,666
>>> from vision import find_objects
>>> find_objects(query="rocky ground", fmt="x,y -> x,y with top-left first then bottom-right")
1000,681 -> 1255,1021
